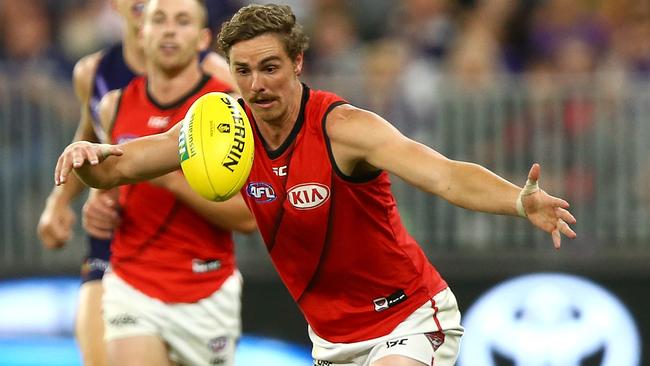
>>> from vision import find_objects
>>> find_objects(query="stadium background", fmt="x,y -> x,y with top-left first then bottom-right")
0,0 -> 648,364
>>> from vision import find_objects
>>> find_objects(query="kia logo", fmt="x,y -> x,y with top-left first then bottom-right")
286,183 -> 330,209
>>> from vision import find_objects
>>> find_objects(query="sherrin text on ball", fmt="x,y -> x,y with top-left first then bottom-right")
178,92 -> 254,201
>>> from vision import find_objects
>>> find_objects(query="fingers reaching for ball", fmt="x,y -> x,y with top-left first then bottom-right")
55,142 -> 123,185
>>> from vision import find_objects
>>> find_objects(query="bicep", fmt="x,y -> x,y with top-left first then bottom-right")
328,106 -> 452,195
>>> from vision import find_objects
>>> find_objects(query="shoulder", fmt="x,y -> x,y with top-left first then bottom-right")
201,52 -> 236,91
98,89 -> 122,131
325,104 -> 385,143
72,51 -> 104,101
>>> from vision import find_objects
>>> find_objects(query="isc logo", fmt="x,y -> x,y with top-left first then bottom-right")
246,182 -> 276,203
287,183 -> 330,210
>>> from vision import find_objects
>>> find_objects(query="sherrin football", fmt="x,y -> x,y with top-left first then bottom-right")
178,92 -> 254,201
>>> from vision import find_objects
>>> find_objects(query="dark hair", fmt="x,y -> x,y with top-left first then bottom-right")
217,4 -> 309,61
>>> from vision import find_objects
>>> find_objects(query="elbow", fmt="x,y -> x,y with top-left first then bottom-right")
233,217 -> 257,234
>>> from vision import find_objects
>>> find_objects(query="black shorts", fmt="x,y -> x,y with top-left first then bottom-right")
80,236 -> 111,284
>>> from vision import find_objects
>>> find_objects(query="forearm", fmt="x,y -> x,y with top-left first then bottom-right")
73,154 -> 123,189
74,131 -> 181,189
47,173 -> 87,205
444,161 -> 521,216
169,180 -> 256,233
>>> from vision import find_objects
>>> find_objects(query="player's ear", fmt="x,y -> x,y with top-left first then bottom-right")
294,52 -> 304,76
198,28 -> 212,52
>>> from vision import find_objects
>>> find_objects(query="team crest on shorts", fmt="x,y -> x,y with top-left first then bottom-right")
425,331 -> 445,351
208,336 -> 228,353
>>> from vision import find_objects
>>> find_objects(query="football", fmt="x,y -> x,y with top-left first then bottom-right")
178,92 -> 254,201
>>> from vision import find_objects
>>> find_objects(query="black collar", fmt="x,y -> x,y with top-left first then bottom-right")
250,83 -> 311,160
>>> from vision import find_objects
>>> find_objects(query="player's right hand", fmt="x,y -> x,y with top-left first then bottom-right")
37,199 -> 76,249
55,141 -> 123,185
82,188 -> 121,239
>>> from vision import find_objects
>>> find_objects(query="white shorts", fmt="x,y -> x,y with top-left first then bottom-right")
310,287 -> 464,366
102,270 -> 242,366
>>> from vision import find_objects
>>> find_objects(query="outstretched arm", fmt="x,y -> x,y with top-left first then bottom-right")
38,52 -> 102,249
54,121 -> 182,189
326,104 -> 576,248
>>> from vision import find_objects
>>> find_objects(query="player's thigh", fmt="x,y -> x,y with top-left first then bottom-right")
75,280 -> 107,366
107,335 -> 174,366
368,331 -> 461,366
371,355 -> 427,366
164,271 -> 242,366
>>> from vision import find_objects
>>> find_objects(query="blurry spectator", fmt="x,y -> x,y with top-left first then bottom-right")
57,0 -> 120,65
348,0 -> 395,41
447,0 -> 518,89
0,0 -> 69,77
0,0 -> 76,120
528,0 -> 609,75
387,0 -> 456,61
358,38 -> 429,138
244,0 -> 313,22
600,0 -> 650,81
304,7 -> 364,101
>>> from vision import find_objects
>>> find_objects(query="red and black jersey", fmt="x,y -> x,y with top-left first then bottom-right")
110,74 -> 236,303
241,84 -> 447,342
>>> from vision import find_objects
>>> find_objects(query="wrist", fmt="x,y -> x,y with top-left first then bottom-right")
516,193 -> 527,217
516,178 -> 540,218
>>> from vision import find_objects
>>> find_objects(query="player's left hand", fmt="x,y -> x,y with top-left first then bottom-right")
54,141 -> 123,185
82,188 -> 121,239
519,163 -> 577,249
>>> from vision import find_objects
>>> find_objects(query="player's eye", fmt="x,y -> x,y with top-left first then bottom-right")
177,16 -> 191,26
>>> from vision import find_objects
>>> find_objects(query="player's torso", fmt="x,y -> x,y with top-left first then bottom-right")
109,75 -> 236,303
242,85 -> 447,342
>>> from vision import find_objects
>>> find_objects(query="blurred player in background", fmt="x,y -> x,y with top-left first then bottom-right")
36,0 -> 235,365
53,4 -> 577,366
95,0 -> 254,364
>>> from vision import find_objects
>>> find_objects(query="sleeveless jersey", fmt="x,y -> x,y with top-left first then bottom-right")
110,74 -> 235,303
89,43 -> 208,141
241,85 -> 448,342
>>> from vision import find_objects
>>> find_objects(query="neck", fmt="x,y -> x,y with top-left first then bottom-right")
122,25 -> 146,75
256,82 -> 303,150
147,60 -> 203,105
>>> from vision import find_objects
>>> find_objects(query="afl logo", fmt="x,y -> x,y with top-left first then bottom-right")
246,182 -> 276,203
287,183 -> 330,210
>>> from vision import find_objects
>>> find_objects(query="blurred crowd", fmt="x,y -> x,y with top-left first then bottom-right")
1,0 -> 648,89
0,0 -> 649,240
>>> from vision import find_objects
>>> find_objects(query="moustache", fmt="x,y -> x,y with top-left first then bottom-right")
250,94 -> 277,103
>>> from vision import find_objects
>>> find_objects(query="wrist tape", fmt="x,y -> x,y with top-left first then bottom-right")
516,179 -> 539,217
